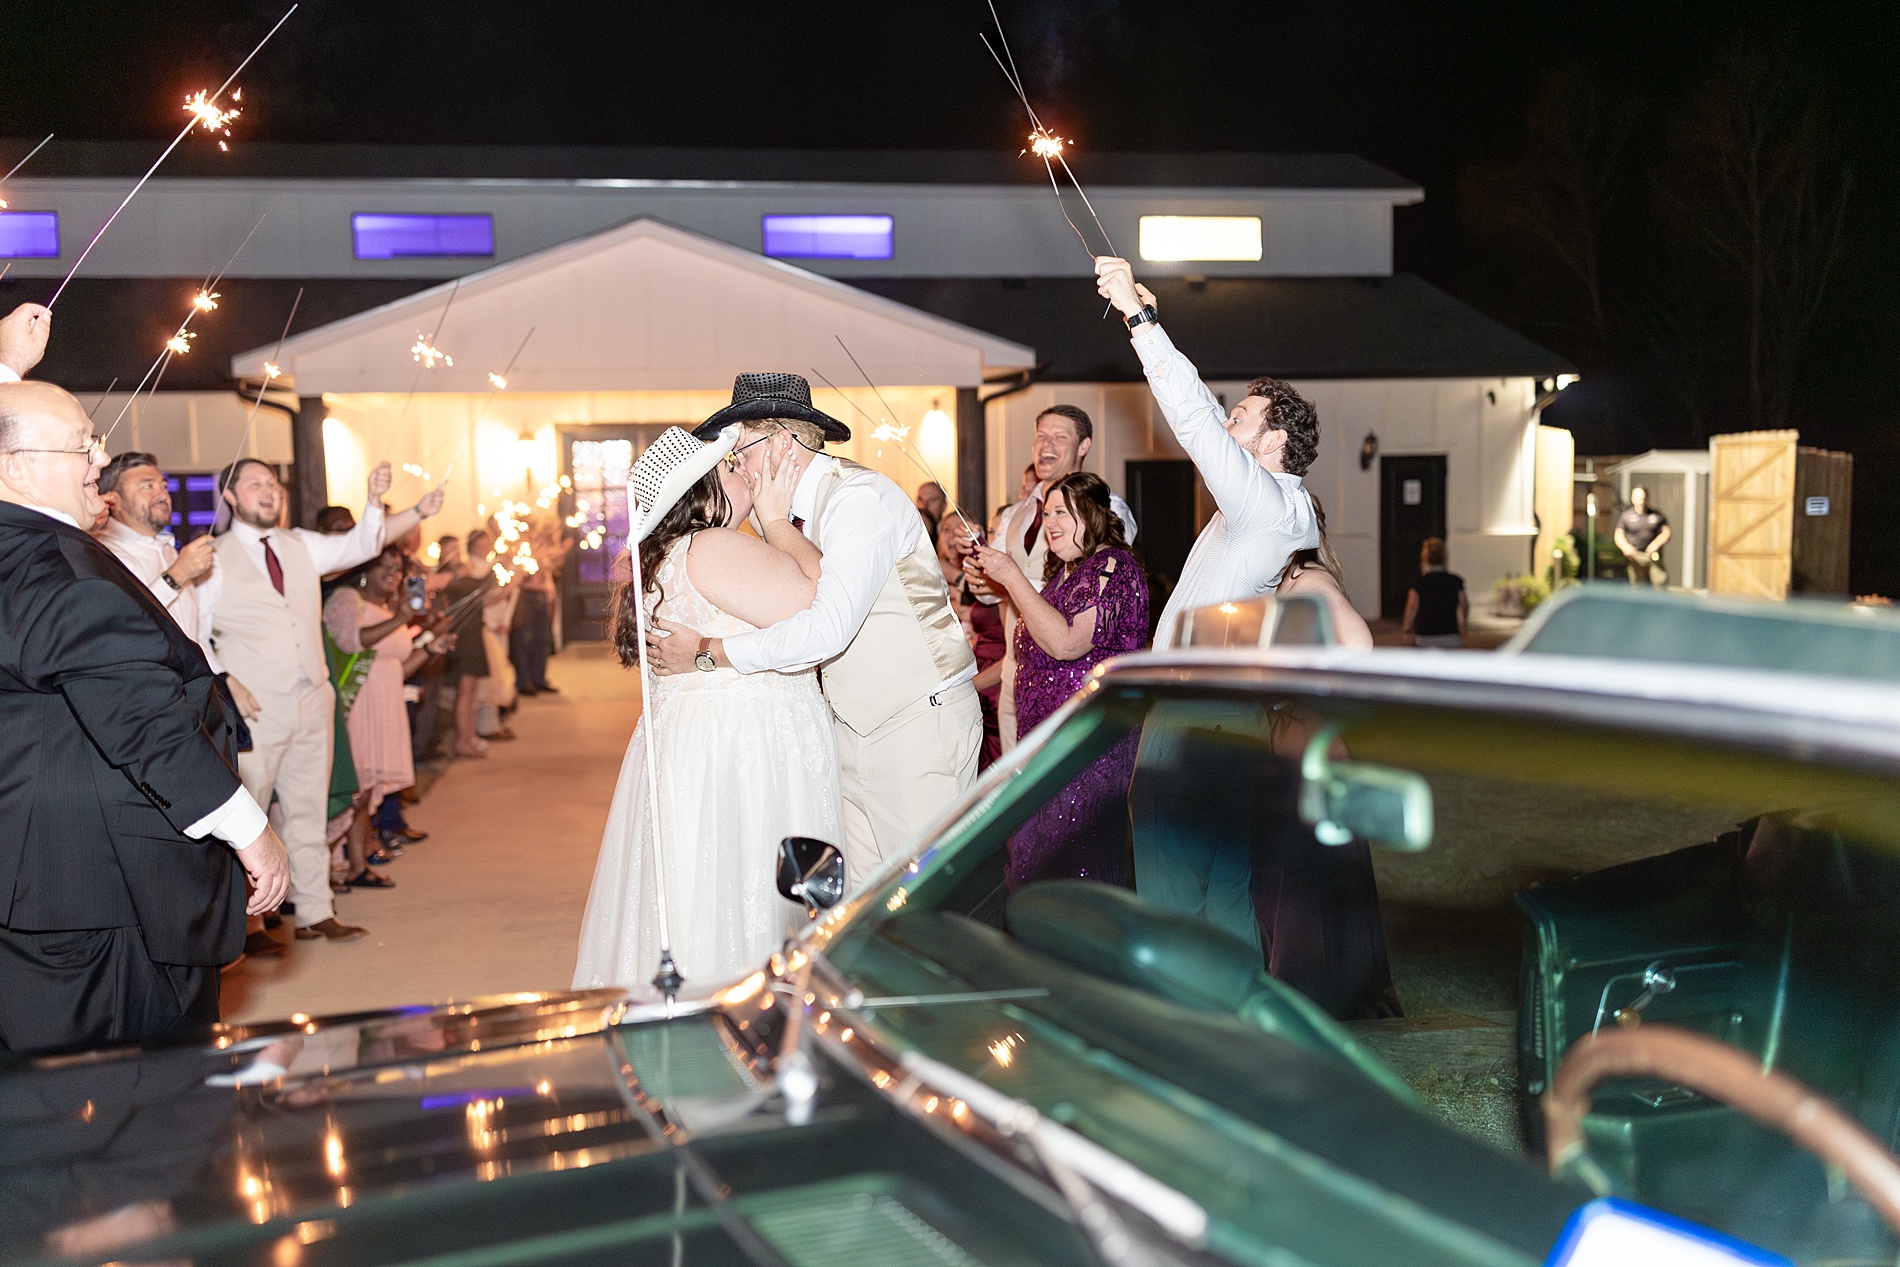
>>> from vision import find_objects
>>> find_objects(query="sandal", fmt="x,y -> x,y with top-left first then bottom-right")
347,870 -> 396,889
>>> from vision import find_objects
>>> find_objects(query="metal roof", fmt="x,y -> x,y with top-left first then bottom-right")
0,139 -> 1422,192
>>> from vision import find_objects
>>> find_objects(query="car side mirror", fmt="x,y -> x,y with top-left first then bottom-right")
777,836 -> 847,911
1299,725 -> 1434,852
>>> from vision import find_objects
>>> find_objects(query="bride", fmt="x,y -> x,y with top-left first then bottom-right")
572,426 -> 842,996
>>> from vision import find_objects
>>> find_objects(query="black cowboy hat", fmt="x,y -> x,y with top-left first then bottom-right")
692,372 -> 851,443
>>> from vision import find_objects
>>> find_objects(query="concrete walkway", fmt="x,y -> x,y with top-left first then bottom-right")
223,643 -> 638,1023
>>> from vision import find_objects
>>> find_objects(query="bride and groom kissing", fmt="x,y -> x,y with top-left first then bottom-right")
572,372 -> 982,995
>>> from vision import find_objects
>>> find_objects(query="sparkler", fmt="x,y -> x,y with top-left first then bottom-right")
0,133 -> 54,208
979,3 -> 1117,262
102,213 -> 267,444
46,4 -> 297,309
424,325 -> 536,488
810,337 -> 982,544
217,288 -> 302,506
381,279 -> 462,461
85,377 -> 120,421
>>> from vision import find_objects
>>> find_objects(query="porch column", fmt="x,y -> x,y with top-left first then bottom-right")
292,395 -> 327,529
955,386 -> 986,527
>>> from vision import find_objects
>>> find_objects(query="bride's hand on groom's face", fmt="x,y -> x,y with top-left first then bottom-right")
645,615 -> 698,676
752,448 -> 801,526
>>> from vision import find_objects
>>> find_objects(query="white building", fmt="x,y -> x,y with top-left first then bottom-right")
2,141 -> 1571,627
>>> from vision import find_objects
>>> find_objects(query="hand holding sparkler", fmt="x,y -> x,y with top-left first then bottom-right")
968,539 -> 1027,597
1094,257 -> 1157,321
415,485 -> 446,518
367,461 -> 394,502
0,303 -> 50,379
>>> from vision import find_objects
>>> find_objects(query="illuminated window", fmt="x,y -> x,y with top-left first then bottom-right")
352,213 -> 494,260
1137,215 -> 1263,263
0,211 -> 58,258
762,214 -> 894,260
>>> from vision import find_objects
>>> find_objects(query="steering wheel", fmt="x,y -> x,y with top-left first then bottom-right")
1544,1024 -> 1900,1236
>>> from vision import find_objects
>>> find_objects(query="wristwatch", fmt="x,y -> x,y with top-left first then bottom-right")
159,569 -> 183,592
694,637 -> 717,673
1124,303 -> 1159,332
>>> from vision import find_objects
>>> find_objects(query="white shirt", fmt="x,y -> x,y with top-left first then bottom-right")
723,453 -> 976,693
224,502 -> 387,584
0,365 -> 18,385
1131,324 -> 1318,648
18,503 -> 266,850
97,517 -> 225,673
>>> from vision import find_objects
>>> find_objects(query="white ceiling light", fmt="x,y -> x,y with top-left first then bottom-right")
1138,215 -> 1263,263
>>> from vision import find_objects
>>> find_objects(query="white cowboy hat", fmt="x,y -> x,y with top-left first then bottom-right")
627,425 -> 738,543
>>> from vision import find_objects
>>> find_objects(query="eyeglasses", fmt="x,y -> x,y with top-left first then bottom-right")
8,435 -> 106,463
720,430 -> 777,471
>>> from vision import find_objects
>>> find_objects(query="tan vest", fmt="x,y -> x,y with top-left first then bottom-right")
809,459 -> 976,735
211,529 -> 327,690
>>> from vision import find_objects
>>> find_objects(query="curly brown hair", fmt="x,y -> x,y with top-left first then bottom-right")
1242,377 -> 1319,476
1041,471 -> 1128,583
610,468 -> 731,668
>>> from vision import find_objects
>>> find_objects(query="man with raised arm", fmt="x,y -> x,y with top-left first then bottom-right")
1094,256 -> 1320,646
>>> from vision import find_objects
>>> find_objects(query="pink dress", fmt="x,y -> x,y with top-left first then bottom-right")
324,589 -> 416,813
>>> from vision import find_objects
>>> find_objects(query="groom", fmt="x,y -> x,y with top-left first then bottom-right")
649,373 -> 982,888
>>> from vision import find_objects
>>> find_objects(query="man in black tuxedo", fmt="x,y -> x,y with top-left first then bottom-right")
0,370 -> 291,1054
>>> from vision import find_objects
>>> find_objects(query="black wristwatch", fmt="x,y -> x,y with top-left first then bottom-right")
1124,303 -> 1159,332
159,569 -> 183,592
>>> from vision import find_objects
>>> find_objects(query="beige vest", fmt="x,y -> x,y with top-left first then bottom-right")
809,459 -> 976,735
211,529 -> 327,690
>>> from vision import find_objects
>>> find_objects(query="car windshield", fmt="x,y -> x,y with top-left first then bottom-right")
819,675 -> 1900,1265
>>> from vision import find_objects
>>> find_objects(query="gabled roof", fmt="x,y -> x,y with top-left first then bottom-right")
8,139 -> 1420,193
855,274 -> 1572,381
229,218 -> 1036,393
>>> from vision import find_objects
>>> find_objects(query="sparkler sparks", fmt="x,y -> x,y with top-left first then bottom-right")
410,334 -> 454,369
1026,130 -> 1065,160
183,90 -> 242,136
262,361 -> 282,380
192,289 -> 220,312
166,331 -> 195,356
487,372 -> 508,390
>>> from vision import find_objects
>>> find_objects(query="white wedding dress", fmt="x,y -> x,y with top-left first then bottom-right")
572,534 -> 842,997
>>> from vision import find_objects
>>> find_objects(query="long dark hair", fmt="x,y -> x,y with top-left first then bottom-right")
1277,493 -> 1346,587
1041,471 -> 1128,583
611,467 -> 732,668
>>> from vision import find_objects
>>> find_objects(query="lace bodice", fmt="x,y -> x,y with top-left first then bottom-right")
645,535 -> 811,700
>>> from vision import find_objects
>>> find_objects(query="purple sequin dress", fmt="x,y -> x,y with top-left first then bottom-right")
1007,548 -> 1149,890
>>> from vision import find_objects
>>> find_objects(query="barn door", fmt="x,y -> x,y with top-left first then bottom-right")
1708,430 -> 1797,600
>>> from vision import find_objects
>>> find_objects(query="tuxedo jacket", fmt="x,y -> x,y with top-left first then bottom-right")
0,502 -> 245,965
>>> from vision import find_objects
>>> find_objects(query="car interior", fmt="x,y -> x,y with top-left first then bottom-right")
855,681 -> 1900,1264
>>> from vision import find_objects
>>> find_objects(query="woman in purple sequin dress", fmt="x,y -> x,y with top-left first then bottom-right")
971,472 -> 1149,889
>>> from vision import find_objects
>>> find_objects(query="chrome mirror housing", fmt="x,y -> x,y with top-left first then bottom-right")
777,836 -> 847,911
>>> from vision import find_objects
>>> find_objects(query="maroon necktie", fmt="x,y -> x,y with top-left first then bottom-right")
1022,496 -> 1044,554
261,537 -> 286,596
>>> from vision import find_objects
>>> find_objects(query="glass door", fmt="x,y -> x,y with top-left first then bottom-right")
559,425 -> 672,640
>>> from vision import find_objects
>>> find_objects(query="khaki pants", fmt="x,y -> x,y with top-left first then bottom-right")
238,678 -> 336,929
834,683 -> 983,893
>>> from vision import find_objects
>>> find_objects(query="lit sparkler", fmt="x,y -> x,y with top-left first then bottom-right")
217,287 -> 303,505
382,279 -> 462,462
192,289 -> 220,312
487,372 -> 507,390
183,89 -> 242,137
166,331 -> 195,356
47,5 -> 297,309
419,326 -> 536,487
410,334 -> 454,369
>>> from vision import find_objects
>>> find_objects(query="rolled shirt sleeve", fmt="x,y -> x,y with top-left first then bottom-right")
722,482 -> 909,675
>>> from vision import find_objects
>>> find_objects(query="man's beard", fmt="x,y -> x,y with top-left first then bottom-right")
143,503 -> 172,534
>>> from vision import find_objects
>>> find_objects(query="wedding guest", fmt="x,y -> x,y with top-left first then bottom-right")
208,458 -> 441,943
971,471 -> 1148,888
948,510 -> 1007,768
0,380 -> 289,1050
441,528 -> 506,757
324,547 -> 451,887
1277,498 -> 1374,650
1403,537 -> 1467,648
977,405 -> 1137,754
914,480 -> 947,524
1094,257 -> 1317,646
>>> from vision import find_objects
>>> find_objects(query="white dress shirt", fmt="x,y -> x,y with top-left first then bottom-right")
223,502 -> 387,583
97,517 -> 225,673
1131,324 -> 1319,648
0,365 -> 19,385
723,454 -> 976,693
20,503 -> 266,850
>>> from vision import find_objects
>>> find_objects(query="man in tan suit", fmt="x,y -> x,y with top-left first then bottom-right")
650,374 -> 981,891
209,458 -> 442,942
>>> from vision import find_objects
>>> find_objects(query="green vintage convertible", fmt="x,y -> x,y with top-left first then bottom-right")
8,590 -> 1900,1267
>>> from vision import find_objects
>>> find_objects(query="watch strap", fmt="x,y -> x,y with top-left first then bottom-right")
160,569 -> 183,591
1124,304 -> 1159,331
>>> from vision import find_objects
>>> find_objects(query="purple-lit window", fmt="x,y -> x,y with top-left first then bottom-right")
762,214 -> 894,260
351,213 -> 494,260
0,211 -> 58,259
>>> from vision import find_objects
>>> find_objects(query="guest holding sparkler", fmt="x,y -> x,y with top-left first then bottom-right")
650,374 -> 981,889
969,472 -> 1148,887
208,458 -> 442,944
971,404 -> 1136,752
1095,257 -> 1318,642
0,303 -> 50,386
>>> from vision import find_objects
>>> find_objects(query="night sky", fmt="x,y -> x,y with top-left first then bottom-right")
5,0 -> 1899,587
